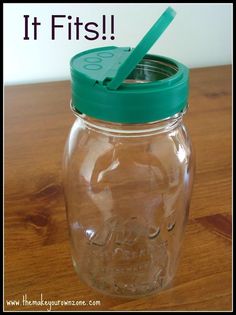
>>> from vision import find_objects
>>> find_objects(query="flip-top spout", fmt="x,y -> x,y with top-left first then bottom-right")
107,7 -> 176,90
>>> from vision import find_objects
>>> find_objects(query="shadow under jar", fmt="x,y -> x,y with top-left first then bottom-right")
63,51 -> 195,298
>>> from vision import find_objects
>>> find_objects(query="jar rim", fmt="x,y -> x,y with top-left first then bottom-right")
71,101 -> 188,137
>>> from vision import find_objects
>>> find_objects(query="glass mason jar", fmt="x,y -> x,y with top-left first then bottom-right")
63,46 -> 194,298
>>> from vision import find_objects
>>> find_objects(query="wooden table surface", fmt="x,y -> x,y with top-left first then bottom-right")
4,65 -> 232,311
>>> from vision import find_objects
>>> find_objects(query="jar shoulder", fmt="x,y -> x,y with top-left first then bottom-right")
65,120 -> 193,163
64,122 -> 193,188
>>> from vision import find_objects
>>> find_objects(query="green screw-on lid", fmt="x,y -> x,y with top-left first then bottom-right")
70,7 -> 189,124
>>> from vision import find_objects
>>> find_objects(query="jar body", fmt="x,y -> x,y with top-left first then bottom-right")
63,112 -> 194,298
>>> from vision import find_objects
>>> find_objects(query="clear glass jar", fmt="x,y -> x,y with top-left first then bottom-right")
63,108 -> 194,298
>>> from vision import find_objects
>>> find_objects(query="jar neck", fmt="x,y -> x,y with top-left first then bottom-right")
71,104 -> 187,137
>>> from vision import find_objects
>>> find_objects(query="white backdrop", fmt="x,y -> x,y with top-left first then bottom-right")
4,3 -> 232,85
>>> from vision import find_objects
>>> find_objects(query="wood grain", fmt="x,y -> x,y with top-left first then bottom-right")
4,65 -> 232,311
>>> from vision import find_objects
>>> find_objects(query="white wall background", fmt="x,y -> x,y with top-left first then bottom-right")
4,3 -> 232,85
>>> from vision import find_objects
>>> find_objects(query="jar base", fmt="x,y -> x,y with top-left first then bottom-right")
72,256 -> 173,299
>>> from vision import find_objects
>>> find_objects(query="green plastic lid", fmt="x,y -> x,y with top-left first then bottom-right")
70,7 -> 189,124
